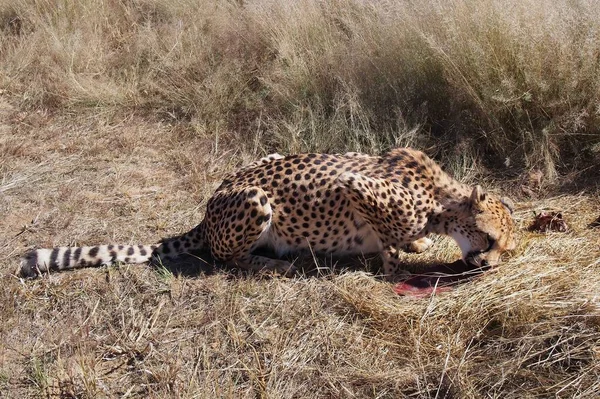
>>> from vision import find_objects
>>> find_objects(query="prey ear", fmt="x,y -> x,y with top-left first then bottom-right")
470,185 -> 486,205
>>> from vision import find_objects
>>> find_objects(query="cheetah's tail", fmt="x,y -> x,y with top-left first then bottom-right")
19,244 -> 159,277
19,221 -> 208,278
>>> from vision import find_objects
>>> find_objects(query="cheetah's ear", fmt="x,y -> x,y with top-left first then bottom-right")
500,197 -> 515,214
470,185 -> 486,205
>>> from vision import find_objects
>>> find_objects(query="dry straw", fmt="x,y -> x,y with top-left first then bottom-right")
1,0 -> 599,397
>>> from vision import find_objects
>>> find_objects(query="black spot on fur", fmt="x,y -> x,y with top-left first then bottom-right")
74,247 -> 82,263
49,248 -> 60,270
88,246 -> 99,258
24,251 -> 37,270
127,246 -> 135,255
62,248 -> 71,268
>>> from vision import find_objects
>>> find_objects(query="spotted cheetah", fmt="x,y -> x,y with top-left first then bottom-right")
20,148 -> 516,279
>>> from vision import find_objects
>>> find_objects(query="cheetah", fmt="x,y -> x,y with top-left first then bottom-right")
20,148 -> 516,279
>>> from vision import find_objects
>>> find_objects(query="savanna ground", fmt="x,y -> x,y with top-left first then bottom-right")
1,0 -> 600,397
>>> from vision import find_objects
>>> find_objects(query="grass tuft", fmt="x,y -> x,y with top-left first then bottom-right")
1,0 -> 600,174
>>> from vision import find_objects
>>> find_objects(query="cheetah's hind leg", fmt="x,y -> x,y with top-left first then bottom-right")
226,255 -> 296,276
204,186 -> 296,276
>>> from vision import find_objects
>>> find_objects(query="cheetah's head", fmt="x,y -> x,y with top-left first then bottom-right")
451,186 -> 516,268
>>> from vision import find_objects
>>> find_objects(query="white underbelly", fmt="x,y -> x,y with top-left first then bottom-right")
253,216 -> 383,257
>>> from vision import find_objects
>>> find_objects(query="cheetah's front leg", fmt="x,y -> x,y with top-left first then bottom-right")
381,246 -> 413,280
405,237 -> 434,253
204,187 -> 295,275
336,172 -> 430,280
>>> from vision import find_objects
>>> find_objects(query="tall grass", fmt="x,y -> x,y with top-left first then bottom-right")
2,0 -> 600,175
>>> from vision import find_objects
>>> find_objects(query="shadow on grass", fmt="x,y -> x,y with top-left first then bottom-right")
149,248 -> 453,282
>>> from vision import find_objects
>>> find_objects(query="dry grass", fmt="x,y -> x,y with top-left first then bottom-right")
1,95 -> 600,398
1,0 -> 600,174
1,0 -> 600,397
